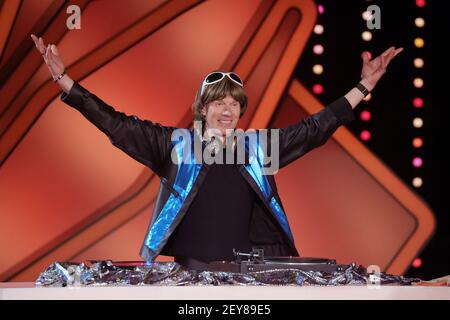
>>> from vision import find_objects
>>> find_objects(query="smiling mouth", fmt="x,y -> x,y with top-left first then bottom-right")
219,119 -> 232,124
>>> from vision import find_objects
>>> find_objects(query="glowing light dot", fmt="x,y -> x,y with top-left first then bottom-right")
413,157 -> 423,168
313,44 -> 324,55
413,97 -> 423,108
363,93 -> 372,101
312,64 -> 324,75
318,4 -> 325,14
415,17 -> 425,28
414,58 -> 424,68
416,0 -> 426,8
412,178 -> 423,189
312,84 -> 323,95
314,24 -> 324,34
415,38 -> 425,48
412,137 -> 423,148
362,31 -> 373,41
414,78 -> 424,88
413,118 -> 423,128
360,130 -> 371,141
412,258 -> 423,268
362,11 -> 373,21
360,110 -> 371,121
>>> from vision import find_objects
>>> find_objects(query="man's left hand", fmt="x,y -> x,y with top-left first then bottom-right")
361,46 -> 403,90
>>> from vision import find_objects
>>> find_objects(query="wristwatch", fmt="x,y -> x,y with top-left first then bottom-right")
54,70 -> 66,83
355,82 -> 370,97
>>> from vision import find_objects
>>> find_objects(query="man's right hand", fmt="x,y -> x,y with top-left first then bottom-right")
31,34 -> 73,93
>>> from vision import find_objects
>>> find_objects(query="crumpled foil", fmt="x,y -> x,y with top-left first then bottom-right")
35,261 -> 420,287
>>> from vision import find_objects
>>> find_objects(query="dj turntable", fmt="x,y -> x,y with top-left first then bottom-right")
208,248 -> 350,273
105,248 -> 350,274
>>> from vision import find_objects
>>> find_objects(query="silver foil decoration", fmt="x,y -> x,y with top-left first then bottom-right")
35,261 -> 420,287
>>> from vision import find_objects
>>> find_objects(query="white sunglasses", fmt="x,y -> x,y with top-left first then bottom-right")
200,72 -> 243,96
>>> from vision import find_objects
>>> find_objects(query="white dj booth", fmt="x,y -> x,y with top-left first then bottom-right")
1,282 -> 449,300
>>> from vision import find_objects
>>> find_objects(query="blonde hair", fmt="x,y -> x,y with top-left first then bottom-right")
192,72 -> 248,126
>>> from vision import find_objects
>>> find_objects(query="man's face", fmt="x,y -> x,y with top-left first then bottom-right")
202,95 -> 240,136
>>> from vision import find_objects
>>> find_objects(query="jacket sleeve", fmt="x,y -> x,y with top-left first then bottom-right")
60,82 -> 175,176
278,96 -> 354,168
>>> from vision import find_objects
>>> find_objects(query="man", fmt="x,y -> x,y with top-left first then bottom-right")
31,34 -> 402,270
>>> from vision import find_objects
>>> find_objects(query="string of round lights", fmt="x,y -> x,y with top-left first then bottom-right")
312,3 -> 325,95
359,3 -> 374,142
411,0 -> 426,194
409,0 -> 428,271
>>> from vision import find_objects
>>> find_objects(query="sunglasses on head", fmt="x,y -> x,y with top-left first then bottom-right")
200,72 -> 243,96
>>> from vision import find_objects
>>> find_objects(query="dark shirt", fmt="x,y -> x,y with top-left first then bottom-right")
163,149 -> 256,262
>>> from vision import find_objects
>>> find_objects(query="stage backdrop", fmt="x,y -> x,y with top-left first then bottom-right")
0,0 -> 434,281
